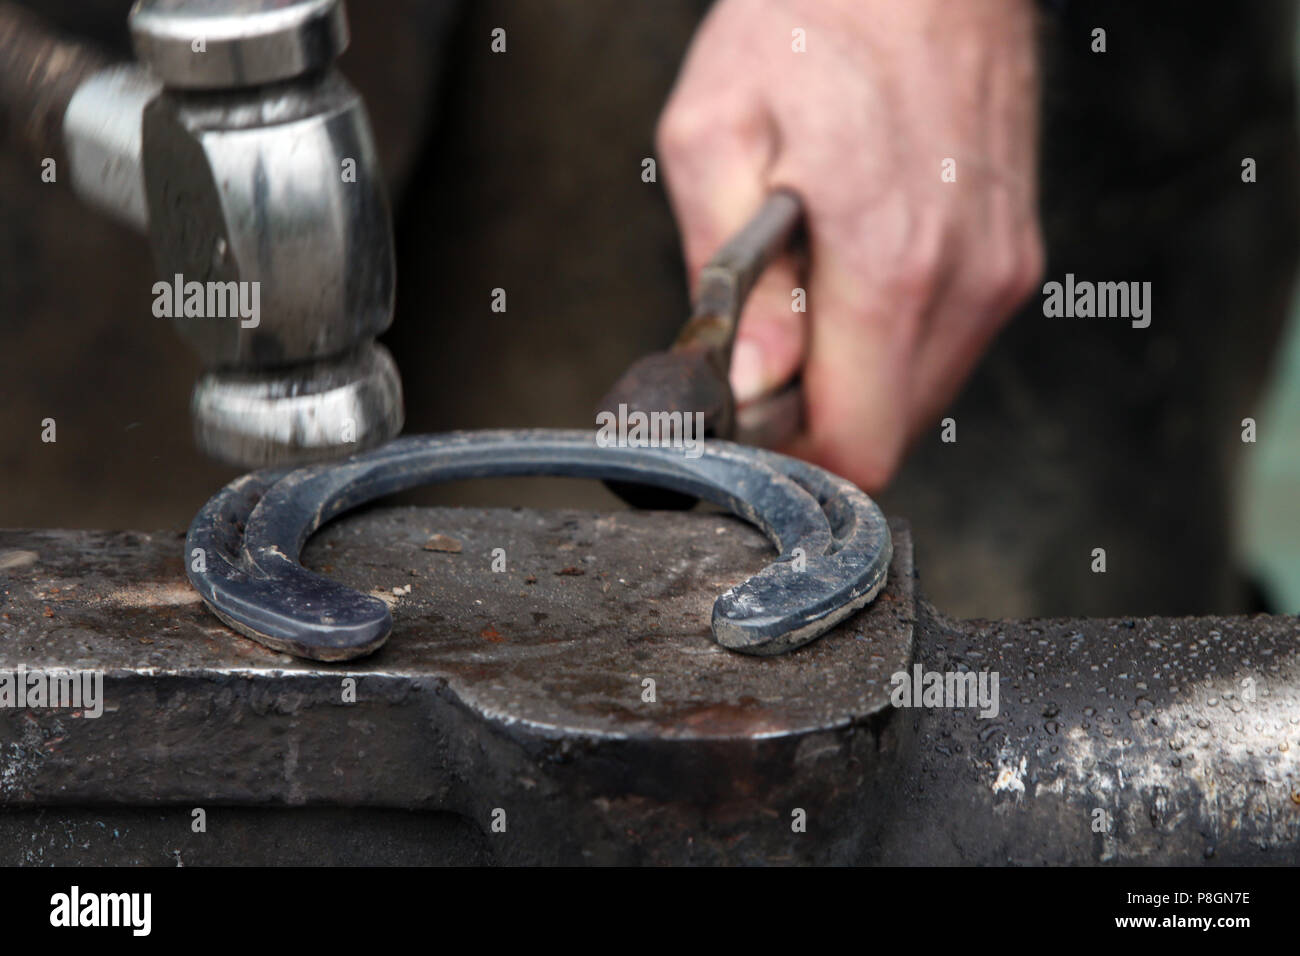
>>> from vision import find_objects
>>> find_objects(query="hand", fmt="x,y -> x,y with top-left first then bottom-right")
656,0 -> 1044,492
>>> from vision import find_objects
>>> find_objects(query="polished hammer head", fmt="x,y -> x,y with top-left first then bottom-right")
127,0 -> 402,467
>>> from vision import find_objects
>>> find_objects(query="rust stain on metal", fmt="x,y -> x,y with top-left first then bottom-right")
0,551 -> 38,571
676,698 -> 787,737
423,534 -> 462,553
0,509 -> 920,863
99,583 -> 201,608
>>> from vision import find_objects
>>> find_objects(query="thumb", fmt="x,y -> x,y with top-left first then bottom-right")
729,255 -> 807,404
655,98 -> 799,404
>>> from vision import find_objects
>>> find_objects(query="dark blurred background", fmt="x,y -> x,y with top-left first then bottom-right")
1,0 -> 1298,620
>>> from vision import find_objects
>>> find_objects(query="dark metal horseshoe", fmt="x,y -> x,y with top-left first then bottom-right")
185,430 -> 892,661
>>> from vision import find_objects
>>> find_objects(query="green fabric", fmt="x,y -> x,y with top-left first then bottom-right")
1239,287 -> 1300,611
1235,18 -> 1300,612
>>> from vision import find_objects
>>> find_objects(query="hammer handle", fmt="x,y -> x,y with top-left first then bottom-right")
0,3 -> 108,168
676,188 -> 804,356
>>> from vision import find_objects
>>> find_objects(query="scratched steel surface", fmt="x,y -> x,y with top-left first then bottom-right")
3,508 -> 1299,865
0,507 -> 913,864
0,508 -> 912,734
881,609 -> 1300,864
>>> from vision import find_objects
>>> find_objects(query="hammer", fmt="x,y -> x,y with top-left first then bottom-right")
0,0 -> 401,468
598,189 -> 805,505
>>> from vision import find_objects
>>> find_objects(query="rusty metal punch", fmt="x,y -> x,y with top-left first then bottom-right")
600,189 -> 806,447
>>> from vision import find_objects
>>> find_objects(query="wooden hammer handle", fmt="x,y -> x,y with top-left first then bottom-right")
0,2 -> 109,167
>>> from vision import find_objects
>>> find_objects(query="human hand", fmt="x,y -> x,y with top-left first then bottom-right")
656,0 -> 1044,491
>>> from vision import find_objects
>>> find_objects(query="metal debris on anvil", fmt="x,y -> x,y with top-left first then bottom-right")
423,534 -> 463,553
1,509 -> 1298,865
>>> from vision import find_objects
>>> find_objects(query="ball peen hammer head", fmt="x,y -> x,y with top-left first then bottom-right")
42,0 -> 403,467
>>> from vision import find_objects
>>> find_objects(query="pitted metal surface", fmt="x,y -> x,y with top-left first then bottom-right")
0,509 -> 913,864
185,430 -> 893,661
2,509 -> 1298,864
881,608 -> 1300,865
294,507 -> 911,741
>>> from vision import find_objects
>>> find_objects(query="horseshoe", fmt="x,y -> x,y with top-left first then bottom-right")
185,430 -> 892,661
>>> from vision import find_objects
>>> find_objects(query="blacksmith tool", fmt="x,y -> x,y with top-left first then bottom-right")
185,429 -> 892,661
598,190 -> 805,508
0,0 -> 401,467
599,188 -> 806,450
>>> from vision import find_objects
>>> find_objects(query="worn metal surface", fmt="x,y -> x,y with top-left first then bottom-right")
63,64 -> 162,231
881,606 -> 1300,864
186,430 -> 892,660
3,506 -> 1298,864
0,507 -> 912,864
0,807 -> 492,866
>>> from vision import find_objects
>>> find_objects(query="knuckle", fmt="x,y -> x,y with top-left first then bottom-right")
817,429 -> 904,494
887,239 -> 945,305
850,444 -> 902,494
655,102 -> 706,159
985,256 -> 1022,306
980,227 -> 1045,310
1018,228 -> 1047,296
